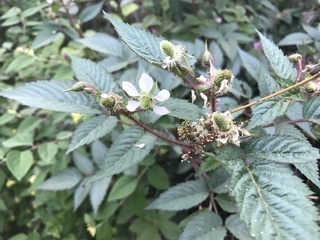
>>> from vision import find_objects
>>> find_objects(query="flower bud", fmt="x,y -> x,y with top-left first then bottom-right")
139,96 -> 153,109
214,69 -> 233,87
202,41 -> 213,67
62,81 -> 86,92
83,87 -> 92,94
160,40 -> 176,59
288,53 -> 302,63
212,112 -> 232,132
304,82 -> 318,94
100,96 -> 116,109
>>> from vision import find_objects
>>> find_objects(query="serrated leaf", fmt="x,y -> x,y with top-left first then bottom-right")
302,96 -> 320,124
108,175 -> 138,201
146,180 -> 209,211
70,56 -> 118,93
37,168 -> 82,190
104,12 -> 164,65
158,98 -> 203,121
66,115 -> 117,154
76,33 -> 123,56
248,99 -> 293,129
257,30 -> 297,81
228,159 -> 320,240
278,32 -> 313,46
74,179 -> 90,211
0,80 -> 102,114
6,150 -> 33,181
85,127 -> 157,184
90,176 -> 111,214
179,211 -> 226,240
225,214 -> 254,240
79,1 -> 104,23
91,140 -> 108,166
245,135 -> 320,163
275,124 -> 320,188
73,151 -> 95,175
238,48 -> 260,80
257,67 -> 277,97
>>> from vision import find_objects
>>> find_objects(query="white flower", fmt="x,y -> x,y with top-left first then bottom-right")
160,40 -> 185,69
122,73 -> 170,116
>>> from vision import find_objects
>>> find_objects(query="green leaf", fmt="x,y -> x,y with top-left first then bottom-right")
104,12 -> 164,65
257,67 -> 277,97
159,220 -> 180,240
121,3 -> 139,17
0,7 -> 21,19
179,211 -> 226,240
6,150 -> 33,181
248,99 -> 293,129
79,1 -> 104,23
0,113 -> 15,126
278,32 -> 313,46
31,29 -> 62,49
215,193 -> 236,213
66,115 -> 117,154
108,175 -> 138,201
147,164 -> 170,190
228,159 -> 320,240
22,3 -> 49,18
245,135 -> 320,163
90,176 -> 112,214
5,55 -> 36,73
275,124 -> 320,188
37,168 -> 82,190
302,96 -> 320,124
2,132 -> 33,148
0,80 -> 102,114
158,98 -> 204,121
74,179 -> 90,211
37,142 -> 58,165
257,30 -> 297,81
85,127 -> 157,184
225,214 -> 254,240
76,33 -> 123,56
238,48 -> 260,80
73,151 -> 95,176
70,56 -> 118,93
146,180 -> 209,211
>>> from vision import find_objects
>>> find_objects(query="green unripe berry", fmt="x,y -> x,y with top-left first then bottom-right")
212,113 -> 232,132
214,70 -> 233,87
304,82 -> 318,94
100,96 -> 116,109
160,40 -> 175,59
139,96 -> 153,110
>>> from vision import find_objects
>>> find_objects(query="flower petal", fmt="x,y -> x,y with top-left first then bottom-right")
154,89 -> 170,101
191,90 -> 196,103
200,92 -> 208,108
122,81 -> 140,97
152,105 -> 170,116
126,100 -> 140,112
139,73 -> 154,93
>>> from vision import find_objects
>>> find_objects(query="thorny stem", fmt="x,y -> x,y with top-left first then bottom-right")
60,0 -> 84,38
120,110 -> 192,148
230,72 -> 320,114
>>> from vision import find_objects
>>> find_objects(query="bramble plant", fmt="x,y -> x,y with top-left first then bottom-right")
1,8 -> 320,240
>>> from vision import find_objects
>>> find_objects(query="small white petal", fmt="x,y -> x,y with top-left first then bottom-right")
200,92 -> 208,108
122,81 -> 140,97
152,105 -> 170,116
101,93 -> 109,98
191,90 -> 196,103
196,75 -> 207,82
139,73 -> 154,93
154,89 -> 170,101
126,100 -> 140,111
134,143 -> 145,148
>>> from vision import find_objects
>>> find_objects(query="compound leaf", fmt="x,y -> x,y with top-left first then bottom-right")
257,30 -> 297,81
0,80 -> 102,114
70,56 -> 118,93
146,180 -> 209,211
66,115 -> 117,154
179,211 -> 226,240
85,127 -> 156,184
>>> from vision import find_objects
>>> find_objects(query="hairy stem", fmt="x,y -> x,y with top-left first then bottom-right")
60,0 -> 84,38
230,72 -> 320,114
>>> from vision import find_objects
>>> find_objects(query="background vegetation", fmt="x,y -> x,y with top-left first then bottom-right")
0,0 -> 320,239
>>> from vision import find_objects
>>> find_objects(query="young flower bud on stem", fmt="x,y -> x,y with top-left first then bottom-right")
62,81 -> 86,92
